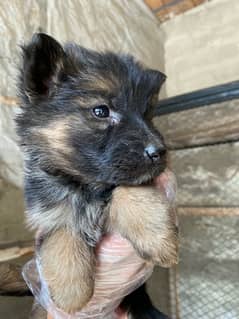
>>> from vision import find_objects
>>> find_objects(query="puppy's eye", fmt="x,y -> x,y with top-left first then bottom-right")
93,105 -> 110,118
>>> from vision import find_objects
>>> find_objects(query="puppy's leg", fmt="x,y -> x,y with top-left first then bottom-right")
121,284 -> 170,319
109,186 -> 178,267
40,228 -> 94,313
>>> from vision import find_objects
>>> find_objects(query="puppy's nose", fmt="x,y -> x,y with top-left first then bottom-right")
144,144 -> 166,163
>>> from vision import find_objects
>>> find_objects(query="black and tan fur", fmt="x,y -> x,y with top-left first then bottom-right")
16,33 -> 178,318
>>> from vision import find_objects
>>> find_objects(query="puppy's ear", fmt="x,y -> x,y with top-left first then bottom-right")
22,33 -> 65,103
147,69 -> 166,93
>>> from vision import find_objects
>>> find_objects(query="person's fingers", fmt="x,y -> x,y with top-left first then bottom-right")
77,232 -> 152,316
47,313 -> 53,319
154,169 -> 177,203
96,232 -> 133,256
115,312 -> 128,318
115,307 -> 128,319
94,232 -> 148,293
154,169 -> 178,226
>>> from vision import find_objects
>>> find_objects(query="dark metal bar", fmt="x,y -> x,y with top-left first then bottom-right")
154,80 -> 239,116
169,139 -> 239,151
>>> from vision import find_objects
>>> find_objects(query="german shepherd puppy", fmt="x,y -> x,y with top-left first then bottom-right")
16,33 -> 178,318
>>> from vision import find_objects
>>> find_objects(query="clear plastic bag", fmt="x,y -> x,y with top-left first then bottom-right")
23,233 -> 154,319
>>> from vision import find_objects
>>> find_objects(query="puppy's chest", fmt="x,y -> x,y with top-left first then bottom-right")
26,179 -> 112,246
68,186 -> 114,245
72,198 -> 110,246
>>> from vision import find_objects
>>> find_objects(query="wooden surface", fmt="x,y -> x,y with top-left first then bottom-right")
144,0 -> 163,10
0,296 -> 32,319
0,245 -> 33,262
178,207 -> 239,216
170,141 -> 239,206
0,95 -> 17,106
154,99 -> 239,149
144,0 -> 206,22
0,180 -> 32,243
0,263 -> 28,295
0,256 -> 33,319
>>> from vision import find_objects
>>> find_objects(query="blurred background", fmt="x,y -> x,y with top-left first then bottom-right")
0,0 -> 239,318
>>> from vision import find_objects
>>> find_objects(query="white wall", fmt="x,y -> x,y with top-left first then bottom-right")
161,0 -> 239,97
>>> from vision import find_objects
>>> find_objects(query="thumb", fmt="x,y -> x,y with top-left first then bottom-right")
154,169 -> 177,204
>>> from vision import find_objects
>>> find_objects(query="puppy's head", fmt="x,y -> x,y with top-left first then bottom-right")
17,33 -> 166,187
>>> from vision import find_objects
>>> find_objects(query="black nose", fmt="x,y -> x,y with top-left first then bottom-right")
144,144 -> 166,163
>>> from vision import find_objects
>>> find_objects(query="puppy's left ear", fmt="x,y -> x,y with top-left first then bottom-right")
22,33 -> 66,103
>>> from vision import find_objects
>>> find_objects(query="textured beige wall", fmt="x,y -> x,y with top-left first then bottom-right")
46,0 -> 165,71
161,0 -> 239,97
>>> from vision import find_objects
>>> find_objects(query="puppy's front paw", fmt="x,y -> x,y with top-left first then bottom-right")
138,223 -> 178,268
40,229 -> 94,313
128,205 -> 178,268
110,186 -> 178,267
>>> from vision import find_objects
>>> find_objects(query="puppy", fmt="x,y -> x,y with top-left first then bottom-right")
16,33 -> 178,318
